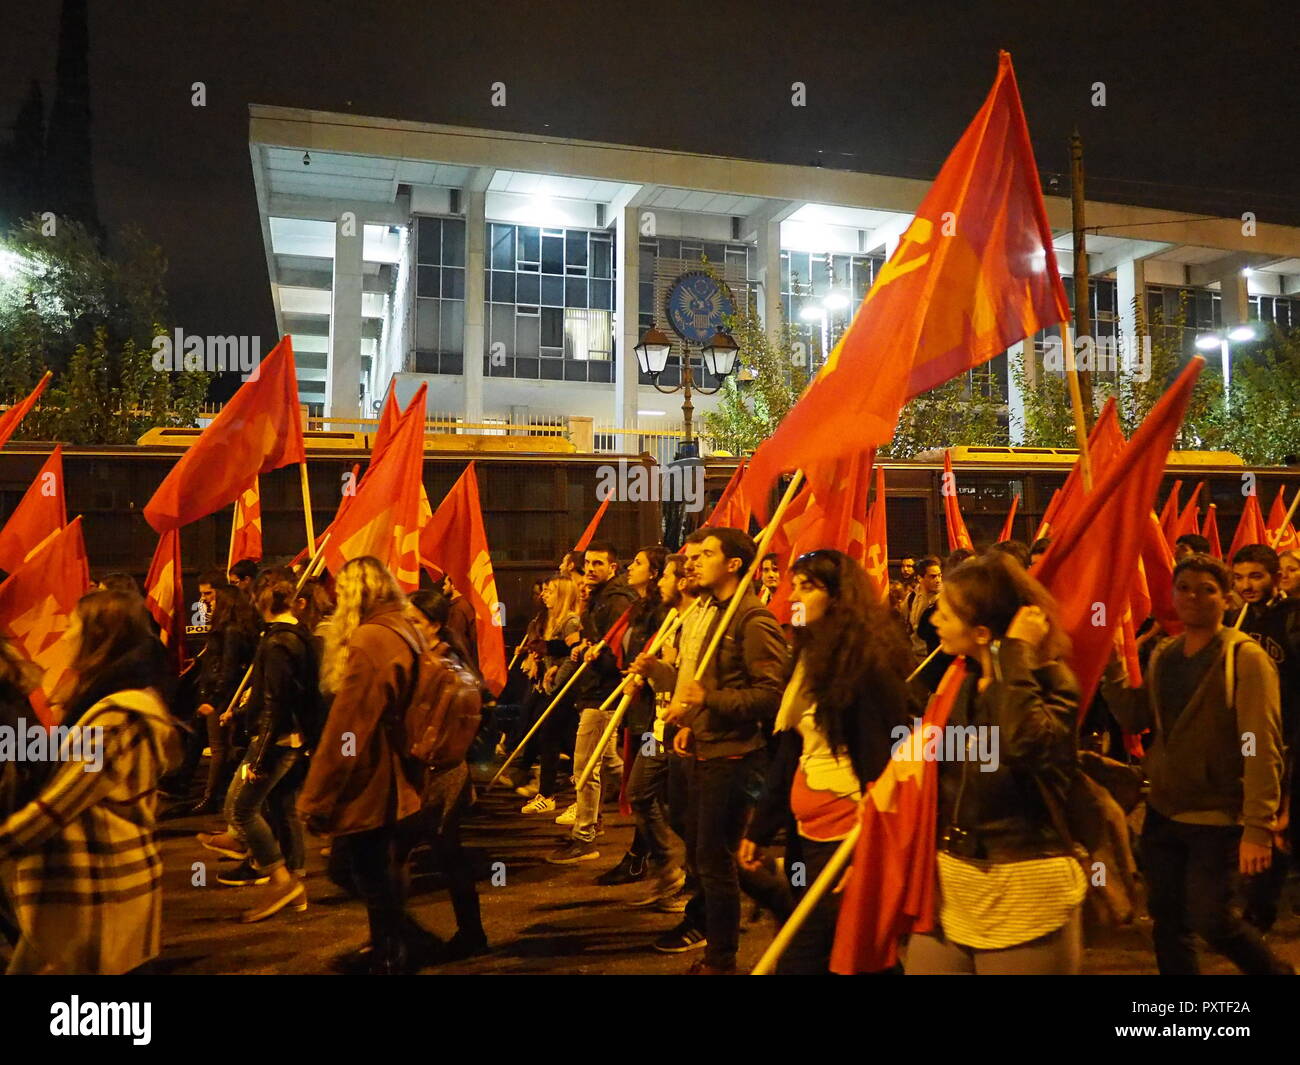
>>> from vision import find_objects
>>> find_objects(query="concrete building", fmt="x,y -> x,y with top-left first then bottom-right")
248,105 -> 1300,448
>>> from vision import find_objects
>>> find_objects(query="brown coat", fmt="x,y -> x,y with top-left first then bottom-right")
297,604 -> 426,837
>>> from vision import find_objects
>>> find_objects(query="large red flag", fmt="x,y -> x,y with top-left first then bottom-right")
942,450 -> 974,552
998,494 -> 1020,543
0,516 -> 92,721
1228,491 -> 1269,562
830,658 -> 969,973
1202,503 -> 1223,560
421,462 -> 507,696
1158,480 -> 1183,545
1169,481 -> 1204,545
1266,487 -> 1300,552
747,52 -> 1069,511
227,476 -> 263,571
0,445 -> 66,575
1038,397 -> 1126,543
1034,359 -> 1205,710
1141,511 -> 1182,636
144,337 -> 305,532
705,459 -> 752,531
864,463 -> 889,603
573,497 -> 611,553
324,384 -> 427,591
145,528 -> 185,668
0,371 -> 52,450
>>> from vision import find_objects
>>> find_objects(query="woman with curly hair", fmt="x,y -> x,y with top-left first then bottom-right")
740,549 -> 916,974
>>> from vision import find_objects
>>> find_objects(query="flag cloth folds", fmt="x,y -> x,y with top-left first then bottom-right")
1228,491 -> 1270,561
1038,397 -> 1125,543
705,459 -> 753,531
0,516 -> 92,721
573,497 -> 612,553
1158,480 -> 1183,544
1141,511 -> 1182,636
1169,481 -> 1205,546
864,464 -> 890,603
145,528 -> 185,668
420,461 -> 507,696
830,658 -> 969,974
745,51 -> 1069,510
0,445 -> 66,575
0,371 -> 52,450
227,476 -> 263,571
1266,487 -> 1300,552
324,384 -> 427,592
942,451 -> 974,552
144,337 -> 306,532
1034,358 -> 1205,710
999,494 -> 1020,543
1202,503 -> 1223,560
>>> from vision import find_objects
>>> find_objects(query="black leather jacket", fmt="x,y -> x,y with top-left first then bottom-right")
243,621 -> 319,773
197,624 -> 257,712
933,640 -> 1080,861
571,576 -> 636,707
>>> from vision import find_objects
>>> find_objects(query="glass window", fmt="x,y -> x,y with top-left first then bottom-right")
541,306 -> 564,349
566,231 -> 588,270
540,359 -> 563,380
518,226 -> 540,264
516,271 -> 539,305
590,278 -> 612,310
780,252 -> 790,291
442,218 -> 465,266
565,277 -> 587,307
788,252 -> 810,290
591,238 -> 612,279
417,218 -> 440,266
703,242 -> 725,265
639,281 -> 655,318
491,270 -> 515,304
811,254 -> 830,293
440,301 -> 464,356
490,224 -> 514,270
417,265 -> 440,298
541,274 -> 564,307
441,267 -> 465,301
542,235 -> 564,274
416,298 -> 440,351
490,303 -> 513,357
658,238 -> 680,260
514,357 -> 539,379
516,311 -> 540,357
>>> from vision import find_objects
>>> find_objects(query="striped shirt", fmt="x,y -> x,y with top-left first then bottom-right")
936,851 -> 1086,950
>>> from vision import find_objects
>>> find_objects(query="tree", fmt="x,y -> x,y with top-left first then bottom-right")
0,214 -> 208,443
883,369 -> 1008,458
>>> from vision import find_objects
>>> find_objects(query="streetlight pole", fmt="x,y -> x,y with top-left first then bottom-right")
636,324 -> 739,456
681,348 -> 695,447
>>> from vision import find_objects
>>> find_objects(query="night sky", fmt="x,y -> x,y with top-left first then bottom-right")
2,0 -> 1297,372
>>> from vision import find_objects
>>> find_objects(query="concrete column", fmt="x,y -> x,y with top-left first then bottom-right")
614,205 -> 640,431
462,189 -> 486,426
756,220 -> 782,345
1219,270 -> 1250,325
1116,257 -> 1146,342
326,214 -> 364,425
1006,341 -> 1027,444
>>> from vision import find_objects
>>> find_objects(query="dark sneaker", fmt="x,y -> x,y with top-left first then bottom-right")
216,860 -> 270,886
596,852 -> 648,886
653,923 -> 707,954
630,868 -> 686,908
240,880 -> 308,923
546,840 -> 600,865
655,885 -> 690,913
440,929 -> 490,962
687,958 -> 736,974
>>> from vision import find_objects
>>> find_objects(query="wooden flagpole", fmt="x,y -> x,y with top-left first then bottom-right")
1059,320 -> 1094,492
299,462 -> 317,555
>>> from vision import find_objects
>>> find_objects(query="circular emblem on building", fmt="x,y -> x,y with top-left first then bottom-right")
665,271 -> 735,345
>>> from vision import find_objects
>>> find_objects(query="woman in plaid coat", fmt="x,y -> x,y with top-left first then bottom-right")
0,590 -> 180,975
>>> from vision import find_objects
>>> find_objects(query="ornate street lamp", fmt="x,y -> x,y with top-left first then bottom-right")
636,322 -> 738,448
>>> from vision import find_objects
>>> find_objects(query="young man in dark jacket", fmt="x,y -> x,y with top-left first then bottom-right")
660,527 -> 789,973
547,542 -> 636,865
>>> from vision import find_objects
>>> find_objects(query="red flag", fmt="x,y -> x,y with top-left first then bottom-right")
325,384 -> 427,591
746,52 -> 1068,512
1141,511 -> 1182,636
0,371 -> 52,450
1034,489 -> 1060,543
942,450 -> 974,552
1266,487 -> 1300,552
705,459 -> 752,531
227,476 -> 263,572
1228,491 -> 1269,563
0,516 -> 92,721
0,446 -> 66,575
1039,397 -> 1126,543
420,462 -> 507,696
1170,481 -> 1204,545
1158,480 -> 1183,545
144,337 -> 306,532
145,528 -> 185,668
1033,358 -> 1205,710
998,494 -> 1020,543
830,658 -> 969,973
573,496 -> 611,553
1202,503 -> 1222,560
864,464 -> 890,603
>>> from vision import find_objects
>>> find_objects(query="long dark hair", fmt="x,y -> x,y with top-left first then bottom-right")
211,585 -> 259,642
791,550 -> 912,760
943,551 -> 1070,661
63,590 -> 169,728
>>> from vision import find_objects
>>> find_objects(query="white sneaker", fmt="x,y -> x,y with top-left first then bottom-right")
521,794 -> 556,815
555,803 -> 577,826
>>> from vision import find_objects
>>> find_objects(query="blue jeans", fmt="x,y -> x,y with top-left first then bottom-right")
225,738 -> 305,871
572,705 -> 622,844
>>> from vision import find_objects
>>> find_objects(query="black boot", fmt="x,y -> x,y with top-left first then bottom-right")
596,851 -> 648,886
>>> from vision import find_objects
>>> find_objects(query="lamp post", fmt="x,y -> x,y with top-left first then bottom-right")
1195,324 -> 1256,411
635,324 -> 739,448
